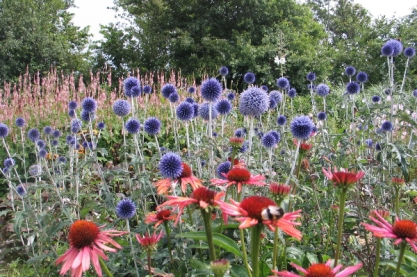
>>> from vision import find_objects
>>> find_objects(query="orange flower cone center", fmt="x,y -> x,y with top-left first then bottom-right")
179,163 -> 192,178
156,210 -> 172,220
191,187 -> 216,205
69,220 -> 99,249
239,196 -> 276,221
305,264 -> 335,277
227,168 -> 251,183
393,220 -> 417,239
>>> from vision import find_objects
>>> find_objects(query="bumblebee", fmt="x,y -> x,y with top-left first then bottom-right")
261,206 -> 284,221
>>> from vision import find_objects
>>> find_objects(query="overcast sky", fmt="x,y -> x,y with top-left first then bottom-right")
69,0 -> 416,41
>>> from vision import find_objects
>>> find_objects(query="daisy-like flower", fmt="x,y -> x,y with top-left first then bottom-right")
391,177 -> 405,186
136,231 -> 163,252
219,196 -> 302,239
157,187 -> 225,225
145,209 -> 177,228
270,260 -> 362,277
155,162 -> 203,194
362,211 -> 417,252
56,220 -> 127,277
211,167 -> 265,193
322,167 -> 365,190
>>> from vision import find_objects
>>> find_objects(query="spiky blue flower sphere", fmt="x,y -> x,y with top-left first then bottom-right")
81,97 -> 97,113
159,152 -> 183,179
276,77 -> 290,89
243,72 -> 255,84
381,44 -> 394,57
381,121 -> 393,132
16,185 -> 26,196
68,100 -> 78,110
240,141 -> 249,153
124,77 -> 140,97
199,102 -> 219,120
37,140 -> 46,149
269,98 -> 277,110
125,118 -> 141,134
66,135 -> 73,144
261,133 -> 277,149
43,126 -> 52,135
52,139 -> 58,146
216,99 -> 232,115
308,83 -> 316,91
290,115 -> 314,140
144,117 -> 161,136
188,86 -> 196,94
227,92 -> 235,101
345,66 -> 356,76
316,84 -> 330,97
216,161 -> 231,179
375,143 -> 383,151
39,149 -> 47,158
58,156 -> 67,164
239,87 -> 269,117
81,110 -> 95,122
168,92 -> 180,103
356,72 -> 368,83
219,66 -> 229,76
385,88 -> 392,95
268,130 -> 280,143
28,128 -> 40,142
4,158 -> 15,168
234,129 -> 244,137
269,90 -> 282,104
116,198 -> 136,219
317,111 -> 327,121
365,139 -> 373,147
384,39 -> 403,56
201,78 -> 222,102
193,103 -> 199,118
97,122 -> 105,130
277,115 -> 286,126
261,85 -> 268,92
306,72 -> 316,81
52,130 -> 61,138
288,88 -> 297,98
176,102 -> 194,121
185,97 -> 195,104
15,117 -> 25,128
162,84 -> 177,99
346,82 -> 360,94
404,47 -> 416,58
372,95 -> 381,103
143,85 -> 152,94
131,86 -> 141,98
0,123 -> 9,138
68,109 -> 76,118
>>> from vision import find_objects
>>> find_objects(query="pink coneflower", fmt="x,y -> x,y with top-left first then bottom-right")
269,183 -> 291,197
211,167 -> 265,193
145,209 -> 177,228
391,177 -> 405,186
270,260 -> 363,277
322,167 -> 365,189
293,139 -> 312,153
136,231 -> 163,251
56,220 -> 127,277
155,162 -> 203,194
219,196 -> 302,239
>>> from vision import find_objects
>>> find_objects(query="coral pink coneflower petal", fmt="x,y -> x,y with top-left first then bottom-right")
90,248 -> 102,277
335,263 -> 363,277
81,247 -> 91,271
235,217 -> 258,229
57,248 -> 79,275
270,271 -> 302,277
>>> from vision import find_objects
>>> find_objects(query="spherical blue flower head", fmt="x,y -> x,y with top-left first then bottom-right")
268,130 -> 280,143
116,198 -> 136,219
201,78 -> 222,102
176,102 -> 194,121
81,110 -> 95,122
68,100 -> 78,110
70,119 -> 82,134
317,111 -> 327,121
4,158 -> 15,168
66,135 -> 73,144
261,133 -> 277,149
277,115 -> 287,126
159,152 -> 183,179
37,140 -> 46,149
187,86 -> 196,94
193,103 -> 199,118
381,121 -> 393,132
240,141 -> 249,153
280,149 -> 286,155
39,149 -> 47,158
308,83 -> 316,91
216,99 -> 232,115
131,86 -> 141,98
81,97 -> 97,113
113,99 -> 131,117
316,84 -> 330,97
372,95 -> 381,103
269,90 -> 282,104
43,126 -> 52,135
234,129 -> 243,137
168,92 -> 180,103
52,139 -> 58,146
381,44 -> 394,57
0,123 -> 9,138
82,141 -> 89,149
216,161 -> 231,179
97,122 -> 105,130
385,39 -> 403,56
375,143 -> 383,151
144,117 -> 161,136
143,85 -> 152,94
365,139 -> 373,147
243,72 -> 256,84
185,97 -> 195,104
213,132 -> 218,137
227,92 -> 235,101
269,98 -> 277,110
52,130 -> 61,138
199,102 -> 219,120
288,88 -> 297,98
404,47 -> 416,58
239,87 -> 269,117
16,185 -> 26,196
385,88 -> 392,95
58,156 -> 67,164
290,115 -> 314,140
345,66 -> 356,76
68,109 -> 76,118
15,117 -> 25,128
28,128 -> 40,142
261,85 -> 268,92
124,77 -> 140,97
356,72 -> 368,83
312,126 -> 318,133
28,164 -> 42,176
346,82 -> 360,94
219,66 -> 229,76
125,118 -> 141,134
306,72 -> 316,81
162,83 -> 177,99
276,77 -> 290,89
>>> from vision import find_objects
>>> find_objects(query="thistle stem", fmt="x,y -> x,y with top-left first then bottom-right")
395,241 -> 406,277
334,189 -> 347,266
126,220 -> 140,277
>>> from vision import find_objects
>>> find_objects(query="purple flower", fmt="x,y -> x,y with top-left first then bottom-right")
176,102 -> 194,121
219,66 -> 229,76
384,39 -> 403,56
306,72 -> 316,81
290,115 -> 314,140
261,133 -> 277,149
162,83 -> 177,99
43,126 -> 52,135
52,130 -> 61,138
187,86 -> 196,94
201,78 -> 222,102
113,100 -> 131,117
227,92 -> 235,101
243,72 -> 255,84
159,152 -> 183,179
97,122 -> 105,130
381,44 -> 394,57
216,161 -> 231,179
268,130 -> 280,143
81,97 -> 97,113
381,121 -> 393,132
269,98 -> 277,109
116,198 -> 136,219
143,85 -> 152,94
168,92 -> 180,103
0,123 -> 9,138
404,47 -> 416,58
277,115 -> 286,126
15,117 -> 25,128
346,82 -> 360,94
269,90 -> 282,103
316,84 -> 330,97
144,117 -> 161,136
261,85 -> 268,92
372,95 -> 381,103
37,140 -> 46,149
276,77 -> 290,89
131,86 -> 141,97
345,66 -> 356,77
124,77 -> 140,97
199,102 -> 219,121
28,128 -> 40,142
215,99 -> 232,115
68,100 -> 78,110
356,72 -> 368,83
317,111 -> 326,121
125,118 -> 141,134
288,88 -> 297,98
239,87 -> 269,117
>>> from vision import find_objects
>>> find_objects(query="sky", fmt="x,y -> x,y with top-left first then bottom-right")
69,0 -> 416,41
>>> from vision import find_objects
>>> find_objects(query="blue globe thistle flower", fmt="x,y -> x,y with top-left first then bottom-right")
125,118 -> 141,134
43,126 -> 52,135
28,164 -> 42,176
312,126 -> 318,133
37,140 -> 46,149
201,78 -> 222,102
97,122 -> 105,130
82,141 -> 89,149
39,149 -> 47,158
199,102 -> 219,121
371,95 -> 381,103
356,72 -> 368,83
0,123 -> 9,138
124,77 -> 140,97
384,39 -> 403,56
52,139 -> 59,146
317,111 -> 327,121
288,88 -> 297,98
404,47 -> 416,58
269,98 -> 277,110
306,72 -> 316,81
15,117 -> 25,128
276,77 -> 290,89
143,85 -> 152,94
261,85 -> 268,92
216,161 -> 231,179
187,86 -> 196,94
131,86 -> 141,97
81,110 -> 95,122
280,149 -> 286,155
216,99 -> 232,115
239,87 -> 269,117
68,109 -> 76,118
381,44 -> 394,57
159,152 -> 183,179
116,198 -> 136,219
240,141 -> 249,153
219,66 -> 229,76
381,121 -> 393,132
4,158 -> 15,168
227,92 -> 235,101
192,103 -> 199,118
346,82 -> 360,94
71,119 -> 82,133
66,135 -> 73,144
16,185 -> 26,196
144,117 -> 161,136
375,143 -> 383,151
316,84 -> 330,97
58,156 -> 67,164
277,115 -> 287,126
365,139 -> 373,147
113,99 -> 132,117
290,115 -> 314,140
345,66 -> 356,76
52,130 -> 61,138
243,72 -> 256,84
269,90 -> 282,104
68,100 -> 78,110
28,128 -> 40,142
81,97 -> 97,113
185,97 -> 195,104
213,132 -> 218,137
308,83 -> 316,91
162,83 -> 177,98
268,130 -> 281,143
168,92 -> 180,103
261,133 -> 277,149
176,102 -> 194,121
385,88 -> 392,95
234,129 -> 244,137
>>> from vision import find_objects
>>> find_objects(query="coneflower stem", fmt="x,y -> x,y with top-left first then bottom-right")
334,189 -> 347,266
395,241 -> 406,277
272,228 -> 279,270
373,238 -> 381,277
163,221 -> 174,263
147,250 -> 153,276
99,257 -> 114,277
251,224 -> 263,277
202,209 -> 216,261
239,228 -> 253,277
